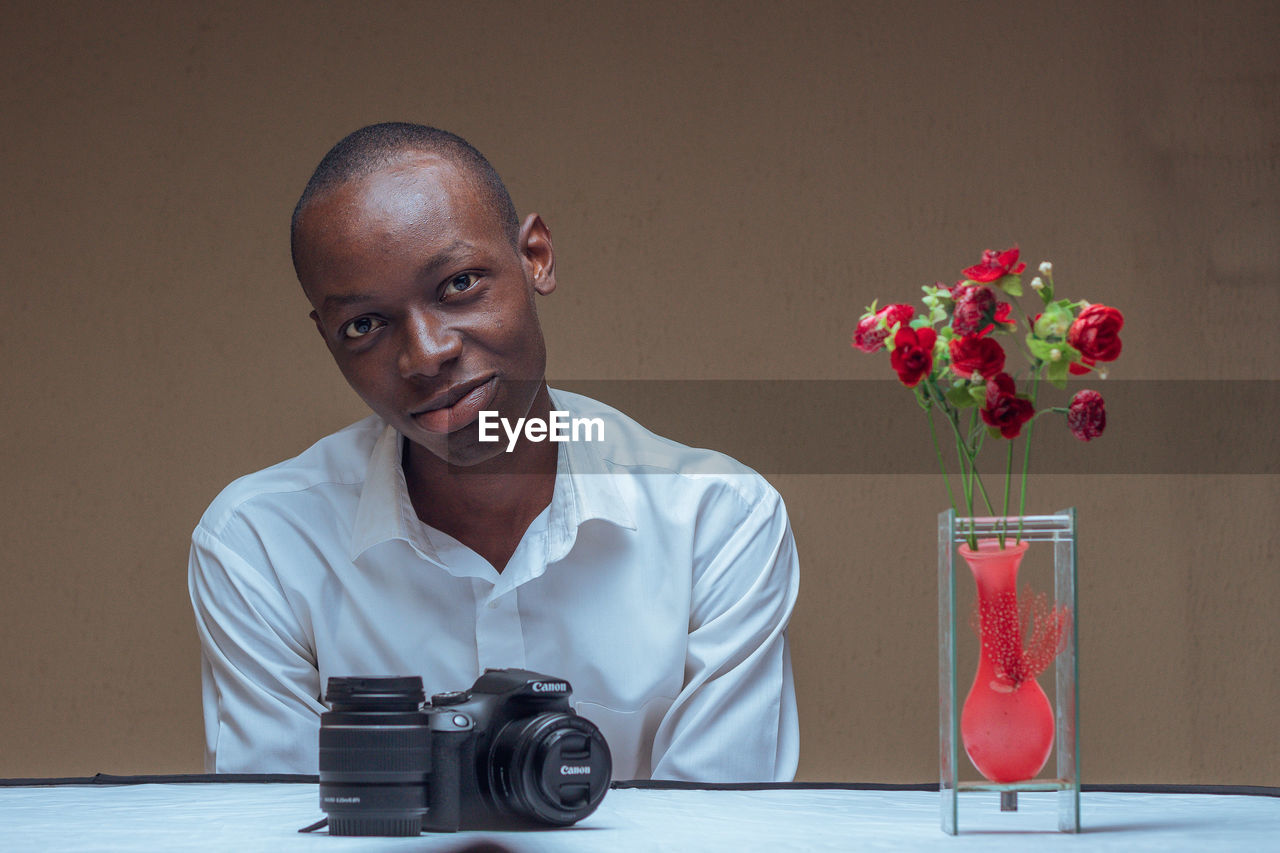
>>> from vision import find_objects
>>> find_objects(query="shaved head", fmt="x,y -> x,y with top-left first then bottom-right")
290,122 -> 519,278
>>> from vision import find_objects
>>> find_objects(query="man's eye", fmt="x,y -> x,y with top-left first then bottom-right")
443,273 -> 480,297
342,317 -> 384,339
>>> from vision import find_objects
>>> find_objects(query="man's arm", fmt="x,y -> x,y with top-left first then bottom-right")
649,487 -> 800,781
188,523 -> 325,773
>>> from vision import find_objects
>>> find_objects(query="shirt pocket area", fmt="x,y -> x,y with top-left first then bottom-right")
572,695 -> 675,782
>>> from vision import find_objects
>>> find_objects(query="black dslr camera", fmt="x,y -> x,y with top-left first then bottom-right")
318,669 -> 611,836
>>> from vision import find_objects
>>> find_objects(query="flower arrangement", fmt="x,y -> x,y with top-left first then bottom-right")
852,247 -> 1124,547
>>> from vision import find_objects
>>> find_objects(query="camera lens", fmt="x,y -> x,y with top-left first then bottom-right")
486,712 -> 611,825
319,676 -> 430,837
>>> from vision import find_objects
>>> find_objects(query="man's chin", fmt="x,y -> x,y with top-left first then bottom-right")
435,441 -> 510,471
404,425 -> 546,473
398,379 -> 552,471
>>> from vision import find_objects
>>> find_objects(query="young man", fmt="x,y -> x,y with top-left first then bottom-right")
189,123 -> 799,781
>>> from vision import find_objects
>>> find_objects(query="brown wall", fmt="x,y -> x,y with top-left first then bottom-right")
2,1 -> 1276,783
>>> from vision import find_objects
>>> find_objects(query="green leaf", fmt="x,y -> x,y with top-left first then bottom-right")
946,384 -> 977,408
993,273 -> 1023,297
987,425 -> 1005,440
1047,357 -> 1069,389
1034,302 -> 1073,338
969,385 -> 988,405
1026,334 -> 1058,361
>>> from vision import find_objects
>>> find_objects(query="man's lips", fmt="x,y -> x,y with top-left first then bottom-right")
410,377 -> 498,434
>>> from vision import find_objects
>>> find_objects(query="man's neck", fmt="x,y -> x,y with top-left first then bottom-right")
402,385 -> 559,573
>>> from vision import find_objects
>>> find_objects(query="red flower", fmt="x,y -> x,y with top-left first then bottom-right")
951,285 -> 996,335
1068,356 -> 1096,376
889,326 -> 937,387
852,303 -> 915,353
949,335 -> 1006,379
1067,389 -> 1106,441
987,302 -> 1016,334
963,246 -> 1027,282
980,372 -> 1035,438
1067,304 -> 1124,362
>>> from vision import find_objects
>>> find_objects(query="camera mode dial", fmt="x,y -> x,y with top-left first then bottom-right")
430,690 -> 471,707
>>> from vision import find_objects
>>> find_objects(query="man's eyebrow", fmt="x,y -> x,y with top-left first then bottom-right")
320,240 -> 475,314
321,292 -> 375,311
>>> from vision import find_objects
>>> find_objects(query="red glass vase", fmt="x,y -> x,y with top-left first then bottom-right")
958,539 -> 1054,783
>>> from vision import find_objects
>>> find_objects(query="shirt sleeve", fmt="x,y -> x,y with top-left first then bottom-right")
649,486 -> 801,782
188,522 -> 326,773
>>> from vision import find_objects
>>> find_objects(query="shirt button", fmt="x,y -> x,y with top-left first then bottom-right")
487,601 -> 498,609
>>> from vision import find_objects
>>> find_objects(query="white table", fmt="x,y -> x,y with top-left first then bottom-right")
1,779 -> 1276,852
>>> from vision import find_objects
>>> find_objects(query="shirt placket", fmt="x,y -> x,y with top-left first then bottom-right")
470,510 -> 549,672
473,578 -> 526,671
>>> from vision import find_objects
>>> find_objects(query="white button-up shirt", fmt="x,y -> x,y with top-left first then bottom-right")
189,389 -> 799,781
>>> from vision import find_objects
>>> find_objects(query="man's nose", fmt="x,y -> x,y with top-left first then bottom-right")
397,310 -> 462,378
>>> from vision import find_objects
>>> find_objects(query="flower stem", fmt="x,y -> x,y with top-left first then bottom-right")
927,404 -> 961,532
940,400 -> 1004,547
971,462 -> 999,517
949,412 -> 977,548
967,409 -> 998,517
1001,435 -> 1015,547
1016,371 -> 1042,543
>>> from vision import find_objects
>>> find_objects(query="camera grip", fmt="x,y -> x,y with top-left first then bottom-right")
426,726 -> 469,832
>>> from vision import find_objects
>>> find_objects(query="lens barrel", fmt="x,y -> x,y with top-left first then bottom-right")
319,676 -> 430,837
487,712 -> 612,825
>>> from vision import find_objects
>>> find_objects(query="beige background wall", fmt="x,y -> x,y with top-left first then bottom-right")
2,1 -> 1276,783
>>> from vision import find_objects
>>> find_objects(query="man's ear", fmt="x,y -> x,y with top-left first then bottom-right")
309,309 -> 328,341
518,213 -> 556,295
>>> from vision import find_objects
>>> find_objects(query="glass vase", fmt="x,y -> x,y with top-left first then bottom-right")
958,538 -> 1055,782
938,510 -> 1080,834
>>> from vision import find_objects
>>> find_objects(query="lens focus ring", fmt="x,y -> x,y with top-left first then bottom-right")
318,676 -> 431,837
319,723 -> 431,774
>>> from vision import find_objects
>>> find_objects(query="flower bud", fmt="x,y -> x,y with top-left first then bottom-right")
1039,261 -> 1053,275
1067,389 -> 1105,441
1030,277 -> 1044,291
1049,348 -> 1062,361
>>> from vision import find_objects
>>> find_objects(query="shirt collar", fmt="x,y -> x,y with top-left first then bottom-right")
348,422 -> 430,561
546,392 -> 637,561
348,399 -> 635,563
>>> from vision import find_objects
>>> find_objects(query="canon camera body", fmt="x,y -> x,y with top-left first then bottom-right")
318,668 -> 611,836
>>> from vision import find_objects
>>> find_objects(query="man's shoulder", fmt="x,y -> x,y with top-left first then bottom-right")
550,388 -> 779,510
196,415 -> 386,537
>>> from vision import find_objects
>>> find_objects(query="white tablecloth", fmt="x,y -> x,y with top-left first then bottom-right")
0,782 -> 1276,852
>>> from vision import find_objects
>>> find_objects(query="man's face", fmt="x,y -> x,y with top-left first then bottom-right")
294,153 -> 555,466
